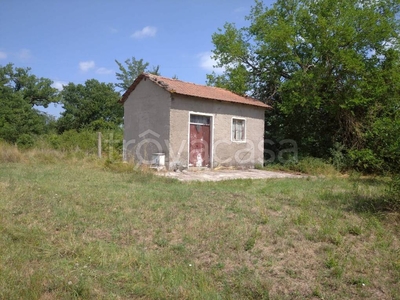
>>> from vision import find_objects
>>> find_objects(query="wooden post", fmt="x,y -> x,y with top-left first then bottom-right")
97,132 -> 102,158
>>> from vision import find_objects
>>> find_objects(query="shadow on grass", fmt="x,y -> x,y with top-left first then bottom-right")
351,194 -> 396,214
351,177 -> 400,214
322,177 -> 399,215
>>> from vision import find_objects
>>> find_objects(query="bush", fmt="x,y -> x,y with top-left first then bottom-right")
41,129 -> 123,160
46,134 -> 61,149
347,149 -> 384,174
61,130 -> 97,153
329,142 -> 347,171
16,134 -> 35,149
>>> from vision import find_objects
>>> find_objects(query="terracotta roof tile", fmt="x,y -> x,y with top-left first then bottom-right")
120,73 -> 271,109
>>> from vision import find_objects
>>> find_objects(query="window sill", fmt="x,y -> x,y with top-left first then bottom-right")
231,140 -> 247,143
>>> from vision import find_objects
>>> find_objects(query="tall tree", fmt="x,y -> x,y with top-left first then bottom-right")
0,63 -> 59,107
57,79 -> 122,132
208,0 -> 400,163
115,57 -> 160,91
0,64 -> 59,143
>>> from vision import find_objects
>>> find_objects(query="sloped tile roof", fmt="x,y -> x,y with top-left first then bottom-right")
120,73 -> 271,109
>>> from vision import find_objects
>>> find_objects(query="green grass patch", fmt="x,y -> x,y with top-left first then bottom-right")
265,156 -> 340,176
0,156 -> 399,299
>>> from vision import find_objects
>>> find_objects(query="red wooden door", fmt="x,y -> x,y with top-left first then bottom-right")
189,124 -> 210,167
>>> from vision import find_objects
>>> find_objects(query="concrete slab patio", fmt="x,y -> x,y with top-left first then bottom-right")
156,169 -> 305,182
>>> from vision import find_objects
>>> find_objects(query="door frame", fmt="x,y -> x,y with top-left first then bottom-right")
188,111 -> 214,168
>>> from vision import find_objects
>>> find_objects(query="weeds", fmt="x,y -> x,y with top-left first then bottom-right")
0,142 -> 23,163
244,227 -> 259,251
266,156 -> 340,176
386,175 -> 400,210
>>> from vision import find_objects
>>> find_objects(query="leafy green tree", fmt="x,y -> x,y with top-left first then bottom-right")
115,57 -> 160,91
0,64 -> 59,143
208,0 -> 400,162
206,65 -> 250,95
0,89 -> 47,143
0,63 -> 59,107
57,79 -> 122,132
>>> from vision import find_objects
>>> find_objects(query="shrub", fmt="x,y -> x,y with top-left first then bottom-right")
347,149 -> 384,174
46,134 -> 62,149
59,130 -> 97,153
329,142 -> 347,171
16,134 -> 35,149
42,129 -> 123,159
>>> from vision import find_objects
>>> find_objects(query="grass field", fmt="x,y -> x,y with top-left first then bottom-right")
0,151 -> 399,299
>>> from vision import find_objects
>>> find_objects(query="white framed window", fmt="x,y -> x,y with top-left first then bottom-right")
232,118 -> 246,142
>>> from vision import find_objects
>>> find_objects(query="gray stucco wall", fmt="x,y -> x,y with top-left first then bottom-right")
169,95 -> 265,169
123,78 -> 171,165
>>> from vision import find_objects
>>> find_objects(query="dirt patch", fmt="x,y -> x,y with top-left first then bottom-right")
156,169 -> 306,182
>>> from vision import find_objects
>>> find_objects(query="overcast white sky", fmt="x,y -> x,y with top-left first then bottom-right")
0,0 -> 274,117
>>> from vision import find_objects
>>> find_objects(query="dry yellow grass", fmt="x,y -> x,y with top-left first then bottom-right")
0,142 -> 23,163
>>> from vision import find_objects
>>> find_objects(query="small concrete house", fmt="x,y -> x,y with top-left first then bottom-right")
120,73 -> 270,170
